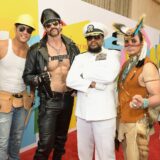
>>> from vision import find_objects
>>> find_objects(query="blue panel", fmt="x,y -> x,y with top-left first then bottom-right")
21,110 -> 36,148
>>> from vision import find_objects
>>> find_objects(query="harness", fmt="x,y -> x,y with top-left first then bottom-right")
49,55 -> 69,62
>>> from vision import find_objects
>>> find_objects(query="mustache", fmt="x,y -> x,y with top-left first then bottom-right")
50,28 -> 59,32
90,41 -> 99,45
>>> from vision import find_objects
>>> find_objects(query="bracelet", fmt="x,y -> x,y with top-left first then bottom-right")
141,98 -> 149,109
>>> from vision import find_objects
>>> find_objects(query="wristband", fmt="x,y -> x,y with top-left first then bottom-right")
142,98 -> 149,109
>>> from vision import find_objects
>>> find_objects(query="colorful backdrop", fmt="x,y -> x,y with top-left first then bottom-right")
0,0 -> 160,152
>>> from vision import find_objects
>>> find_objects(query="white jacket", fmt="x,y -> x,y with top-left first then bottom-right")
66,47 -> 121,121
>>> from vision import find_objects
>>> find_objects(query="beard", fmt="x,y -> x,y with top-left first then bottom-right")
88,46 -> 102,54
49,28 -> 61,37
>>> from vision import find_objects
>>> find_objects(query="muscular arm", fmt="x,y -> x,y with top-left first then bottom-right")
0,40 -> 8,59
143,63 -> 160,108
131,62 -> 160,109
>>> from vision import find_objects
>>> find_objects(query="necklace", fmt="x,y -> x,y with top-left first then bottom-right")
47,41 -> 63,54
121,59 -> 138,82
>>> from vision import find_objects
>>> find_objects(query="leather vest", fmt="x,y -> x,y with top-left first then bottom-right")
118,58 -> 153,122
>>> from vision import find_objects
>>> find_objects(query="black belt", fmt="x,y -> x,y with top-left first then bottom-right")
52,91 -> 72,98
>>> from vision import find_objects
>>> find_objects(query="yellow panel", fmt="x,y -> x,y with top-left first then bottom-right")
0,0 -> 38,38
150,47 -> 158,65
62,20 -> 90,53
69,98 -> 77,129
156,44 -> 160,68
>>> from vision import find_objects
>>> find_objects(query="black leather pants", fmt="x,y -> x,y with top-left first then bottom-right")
34,92 -> 74,160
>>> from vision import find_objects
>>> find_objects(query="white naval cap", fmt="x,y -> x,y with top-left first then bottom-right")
83,22 -> 108,37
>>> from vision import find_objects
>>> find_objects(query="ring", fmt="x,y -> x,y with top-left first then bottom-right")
132,103 -> 137,107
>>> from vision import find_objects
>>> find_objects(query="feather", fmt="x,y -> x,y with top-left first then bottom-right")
133,15 -> 145,36
138,41 -> 147,61
112,23 -> 129,36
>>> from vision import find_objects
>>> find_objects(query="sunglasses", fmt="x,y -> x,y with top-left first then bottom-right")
86,35 -> 101,41
18,25 -> 33,34
124,38 -> 141,47
44,21 -> 59,29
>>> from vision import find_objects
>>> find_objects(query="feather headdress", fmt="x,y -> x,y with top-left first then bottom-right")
113,15 -> 145,37
113,15 -> 148,64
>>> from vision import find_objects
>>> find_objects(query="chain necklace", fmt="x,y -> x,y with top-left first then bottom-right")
47,41 -> 63,54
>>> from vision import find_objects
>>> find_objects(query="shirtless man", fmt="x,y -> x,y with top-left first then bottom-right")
23,8 -> 80,160
0,14 -> 35,160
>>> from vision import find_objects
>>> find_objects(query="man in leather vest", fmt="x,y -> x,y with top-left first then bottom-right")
23,8 -> 80,160
116,18 -> 160,160
0,14 -> 35,160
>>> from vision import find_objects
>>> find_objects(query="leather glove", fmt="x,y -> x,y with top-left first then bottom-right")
34,69 -> 53,99
33,65 -> 50,85
40,71 -> 53,98
38,71 -> 51,84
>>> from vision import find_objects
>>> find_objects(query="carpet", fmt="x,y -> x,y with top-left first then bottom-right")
20,123 -> 160,160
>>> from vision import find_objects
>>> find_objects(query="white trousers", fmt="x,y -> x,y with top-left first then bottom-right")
77,117 -> 116,160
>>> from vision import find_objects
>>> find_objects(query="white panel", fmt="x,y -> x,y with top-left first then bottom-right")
38,0 -> 160,45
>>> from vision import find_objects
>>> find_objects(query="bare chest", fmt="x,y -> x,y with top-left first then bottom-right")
48,55 -> 70,73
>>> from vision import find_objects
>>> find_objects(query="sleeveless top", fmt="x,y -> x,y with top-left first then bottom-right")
0,39 -> 26,93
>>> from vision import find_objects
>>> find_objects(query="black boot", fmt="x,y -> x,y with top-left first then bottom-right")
52,151 -> 63,160
52,136 -> 67,160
